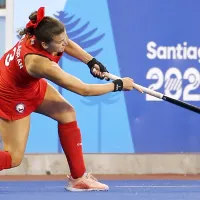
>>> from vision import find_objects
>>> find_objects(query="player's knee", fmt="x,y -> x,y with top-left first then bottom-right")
10,152 -> 23,167
67,105 -> 76,116
60,105 -> 76,123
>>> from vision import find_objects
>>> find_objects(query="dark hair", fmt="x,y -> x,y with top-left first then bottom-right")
19,11 -> 65,43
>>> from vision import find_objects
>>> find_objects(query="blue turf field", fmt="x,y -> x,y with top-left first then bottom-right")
0,180 -> 200,200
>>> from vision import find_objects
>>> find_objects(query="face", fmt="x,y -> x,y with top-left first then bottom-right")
43,31 -> 69,53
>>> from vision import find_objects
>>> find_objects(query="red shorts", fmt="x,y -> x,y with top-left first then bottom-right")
0,78 -> 47,120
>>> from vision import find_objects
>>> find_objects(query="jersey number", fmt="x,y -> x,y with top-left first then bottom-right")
5,47 -> 17,67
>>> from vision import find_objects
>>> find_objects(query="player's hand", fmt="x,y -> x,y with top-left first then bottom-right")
121,77 -> 143,93
87,58 -> 110,81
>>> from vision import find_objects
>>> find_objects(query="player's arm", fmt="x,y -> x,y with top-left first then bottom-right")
64,39 -> 92,64
25,55 -> 115,96
64,39 -> 109,80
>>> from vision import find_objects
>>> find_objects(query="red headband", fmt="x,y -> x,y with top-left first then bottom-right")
26,7 -> 45,29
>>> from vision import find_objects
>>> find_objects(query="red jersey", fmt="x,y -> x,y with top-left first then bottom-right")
0,35 -> 63,120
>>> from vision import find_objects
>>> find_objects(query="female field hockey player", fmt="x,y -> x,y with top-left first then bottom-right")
0,7 -> 141,191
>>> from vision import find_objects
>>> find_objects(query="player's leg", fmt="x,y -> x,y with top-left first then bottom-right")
0,115 -> 30,170
35,83 -> 109,191
35,83 -> 85,177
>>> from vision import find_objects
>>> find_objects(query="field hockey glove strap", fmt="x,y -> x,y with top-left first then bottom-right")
87,58 -> 110,80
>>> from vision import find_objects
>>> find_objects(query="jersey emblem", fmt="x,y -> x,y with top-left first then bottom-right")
16,103 -> 25,113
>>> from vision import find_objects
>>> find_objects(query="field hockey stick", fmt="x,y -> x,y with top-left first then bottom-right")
104,72 -> 200,114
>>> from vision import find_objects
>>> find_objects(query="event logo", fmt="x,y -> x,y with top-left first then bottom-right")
147,41 -> 200,63
146,41 -> 200,102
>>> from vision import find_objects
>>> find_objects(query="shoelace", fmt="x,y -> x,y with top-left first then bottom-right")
66,173 -> 98,181
85,173 -> 98,181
